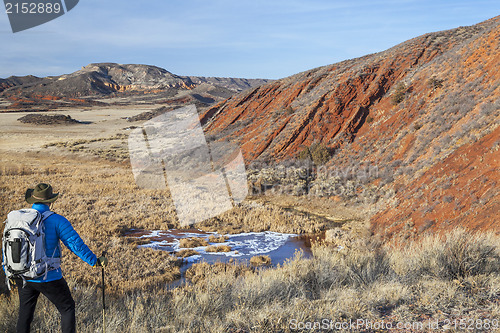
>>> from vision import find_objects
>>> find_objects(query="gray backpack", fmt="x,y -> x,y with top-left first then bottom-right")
2,209 -> 60,289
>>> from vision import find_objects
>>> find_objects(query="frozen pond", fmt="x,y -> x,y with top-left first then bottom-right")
125,228 -> 312,266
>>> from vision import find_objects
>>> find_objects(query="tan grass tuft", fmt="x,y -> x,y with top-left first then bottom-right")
250,255 -> 272,267
208,235 -> 227,243
178,237 -> 209,248
176,249 -> 200,258
205,245 -> 232,252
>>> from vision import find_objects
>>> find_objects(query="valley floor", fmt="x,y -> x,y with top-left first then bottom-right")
0,109 -> 498,332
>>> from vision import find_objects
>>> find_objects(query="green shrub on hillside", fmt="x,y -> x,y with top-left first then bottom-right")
391,82 -> 407,105
428,76 -> 444,90
310,143 -> 331,165
297,146 -> 312,161
298,143 -> 331,165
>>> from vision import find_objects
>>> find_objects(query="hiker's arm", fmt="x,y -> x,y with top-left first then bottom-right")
56,216 -> 98,267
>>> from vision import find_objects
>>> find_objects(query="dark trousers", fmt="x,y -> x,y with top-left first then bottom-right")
17,278 -> 76,333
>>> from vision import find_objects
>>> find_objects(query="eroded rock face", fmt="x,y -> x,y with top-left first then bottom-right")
201,17 -> 500,239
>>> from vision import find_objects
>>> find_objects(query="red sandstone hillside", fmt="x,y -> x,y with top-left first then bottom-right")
201,17 -> 499,239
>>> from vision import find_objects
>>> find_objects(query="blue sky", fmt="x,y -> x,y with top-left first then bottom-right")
0,0 -> 498,79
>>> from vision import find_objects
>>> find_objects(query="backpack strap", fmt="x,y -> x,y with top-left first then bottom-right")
33,211 -> 54,230
41,211 -> 54,220
29,211 -> 54,237
41,211 -> 61,275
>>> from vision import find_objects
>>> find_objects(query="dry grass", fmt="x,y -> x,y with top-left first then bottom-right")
176,249 -> 200,258
2,152 -> 499,332
61,241 -> 181,295
208,235 -> 227,243
196,194 -> 351,235
0,152 -> 182,295
0,152 -> 330,295
185,262 -> 253,285
0,228 -> 498,332
390,228 -> 500,282
250,255 -> 271,267
205,245 -> 232,253
178,238 -> 209,248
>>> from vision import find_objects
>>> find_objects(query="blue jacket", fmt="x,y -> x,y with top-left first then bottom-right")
27,203 -> 97,282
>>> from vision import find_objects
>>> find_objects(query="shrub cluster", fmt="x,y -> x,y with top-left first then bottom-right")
297,143 -> 331,165
391,83 -> 407,105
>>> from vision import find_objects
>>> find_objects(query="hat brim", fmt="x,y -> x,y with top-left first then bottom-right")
25,189 -> 59,204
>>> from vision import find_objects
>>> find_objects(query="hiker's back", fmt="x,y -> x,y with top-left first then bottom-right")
2,207 -> 61,286
29,203 -> 97,276
25,203 -> 72,282
35,205 -> 64,281
40,208 -> 62,259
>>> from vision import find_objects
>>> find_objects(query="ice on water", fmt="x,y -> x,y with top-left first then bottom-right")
138,229 -> 297,260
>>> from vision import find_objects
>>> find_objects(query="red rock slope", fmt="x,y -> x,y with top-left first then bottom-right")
200,17 -> 499,238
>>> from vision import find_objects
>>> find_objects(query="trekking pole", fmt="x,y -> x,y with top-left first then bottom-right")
101,251 -> 106,333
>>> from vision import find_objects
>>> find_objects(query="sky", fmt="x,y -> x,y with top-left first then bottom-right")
0,0 -> 498,79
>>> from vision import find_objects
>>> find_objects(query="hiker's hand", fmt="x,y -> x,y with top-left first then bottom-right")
9,278 -> 20,287
96,256 -> 108,267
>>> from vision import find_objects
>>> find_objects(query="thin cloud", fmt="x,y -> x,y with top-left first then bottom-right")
1,0 -> 499,78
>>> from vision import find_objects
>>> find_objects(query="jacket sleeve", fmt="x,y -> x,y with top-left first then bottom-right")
55,215 -> 97,267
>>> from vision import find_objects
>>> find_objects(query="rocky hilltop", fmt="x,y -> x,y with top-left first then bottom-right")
0,63 -> 270,110
201,17 -> 499,239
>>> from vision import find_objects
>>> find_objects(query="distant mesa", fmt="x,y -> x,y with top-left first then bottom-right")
0,63 -> 271,111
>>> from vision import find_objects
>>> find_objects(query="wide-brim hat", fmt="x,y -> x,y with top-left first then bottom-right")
25,183 -> 59,204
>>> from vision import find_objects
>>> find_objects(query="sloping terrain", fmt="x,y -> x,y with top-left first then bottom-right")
200,17 -> 499,239
0,63 -> 270,111
0,75 -> 43,91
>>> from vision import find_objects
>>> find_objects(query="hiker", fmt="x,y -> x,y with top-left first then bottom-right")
2,183 -> 107,333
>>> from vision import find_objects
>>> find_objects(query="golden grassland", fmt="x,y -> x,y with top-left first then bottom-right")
1,152 -> 499,332
0,151 -> 339,295
0,229 -> 498,332
0,152 -> 182,295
